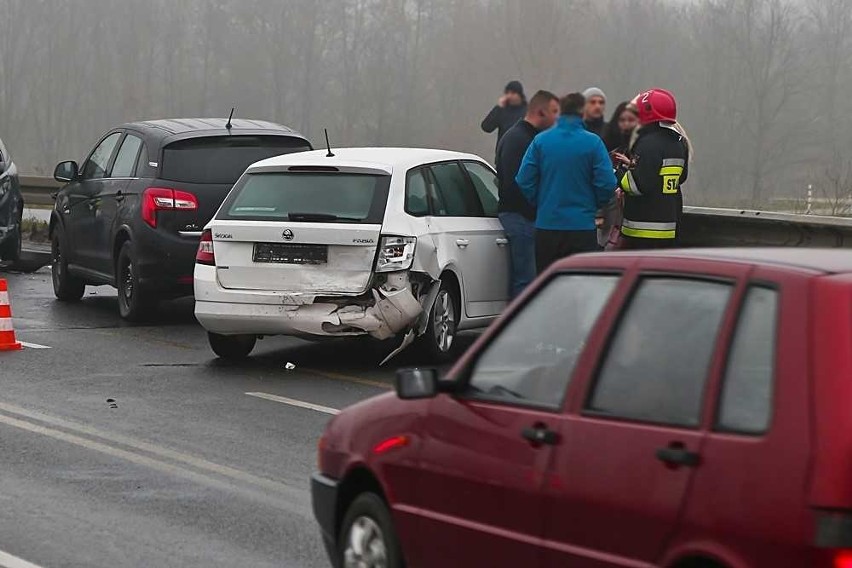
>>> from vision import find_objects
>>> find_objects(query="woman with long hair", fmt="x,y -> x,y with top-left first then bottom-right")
602,102 -> 639,153
598,102 -> 639,249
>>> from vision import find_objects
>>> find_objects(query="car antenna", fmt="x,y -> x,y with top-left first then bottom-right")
324,128 -> 335,158
225,107 -> 235,132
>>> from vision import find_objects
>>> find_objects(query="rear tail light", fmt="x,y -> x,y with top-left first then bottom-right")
836,551 -> 852,568
375,236 -> 416,273
142,187 -> 198,228
196,229 -> 215,266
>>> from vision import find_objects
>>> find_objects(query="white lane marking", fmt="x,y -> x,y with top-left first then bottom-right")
0,402 -> 302,501
0,409 -> 308,513
0,548 -> 45,568
245,392 -> 340,415
19,342 -> 51,350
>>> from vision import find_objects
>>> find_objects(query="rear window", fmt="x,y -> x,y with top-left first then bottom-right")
160,136 -> 310,184
217,172 -> 391,224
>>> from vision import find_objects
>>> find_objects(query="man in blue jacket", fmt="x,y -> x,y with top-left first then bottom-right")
516,93 -> 617,273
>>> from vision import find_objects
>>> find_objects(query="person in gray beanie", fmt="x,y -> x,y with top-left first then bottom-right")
582,87 -> 608,137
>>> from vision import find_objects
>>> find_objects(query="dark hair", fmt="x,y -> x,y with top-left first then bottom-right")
602,101 -> 639,152
560,93 -> 585,116
528,90 -> 559,114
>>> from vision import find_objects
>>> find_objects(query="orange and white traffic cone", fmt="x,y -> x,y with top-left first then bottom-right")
0,279 -> 22,351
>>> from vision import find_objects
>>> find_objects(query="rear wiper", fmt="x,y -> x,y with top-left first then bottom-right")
287,212 -> 362,222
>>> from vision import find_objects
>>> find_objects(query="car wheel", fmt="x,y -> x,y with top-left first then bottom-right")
0,214 -> 22,262
207,332 -> 257,360
338,493 -> 404,568
117,241 -> 156,321
418,280 -> 459,362
51,226 -> 85,302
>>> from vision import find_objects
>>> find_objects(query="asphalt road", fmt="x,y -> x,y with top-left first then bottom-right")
0,262 -> 475,568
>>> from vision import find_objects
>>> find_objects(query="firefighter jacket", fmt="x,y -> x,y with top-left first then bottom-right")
618,123 -> 689,240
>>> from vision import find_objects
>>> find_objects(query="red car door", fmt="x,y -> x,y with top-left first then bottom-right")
407,273 -> 622,568
543,259 -> 749,567
672,270 -> 815,567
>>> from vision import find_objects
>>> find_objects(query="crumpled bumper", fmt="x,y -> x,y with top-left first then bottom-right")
195,272 -> 429,341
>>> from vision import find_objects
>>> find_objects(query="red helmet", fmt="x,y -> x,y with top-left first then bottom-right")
633,88 -> 677,124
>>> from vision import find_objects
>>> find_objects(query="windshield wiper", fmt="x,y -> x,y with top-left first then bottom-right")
287,212 -> 362,222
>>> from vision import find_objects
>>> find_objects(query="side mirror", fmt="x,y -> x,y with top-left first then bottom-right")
396,368 -> 439,400
54,161 -> 79,183
0,160 -> 6,174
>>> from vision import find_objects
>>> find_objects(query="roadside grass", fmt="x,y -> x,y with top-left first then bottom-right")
21,216 -> 49,243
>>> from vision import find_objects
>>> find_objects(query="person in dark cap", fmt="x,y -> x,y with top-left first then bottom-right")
481,81 -> 528,153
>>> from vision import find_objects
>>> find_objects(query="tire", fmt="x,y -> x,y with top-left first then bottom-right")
207,332 -> 257,360
338,493 -> 404,568
0,214 -> 21,262
116,241 -> 156,321
51,225 -> 85,302
417,279 -> 460,363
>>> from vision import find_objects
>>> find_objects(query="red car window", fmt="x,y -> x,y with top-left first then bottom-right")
466,273 -> 619,409
587,277 -> 733,427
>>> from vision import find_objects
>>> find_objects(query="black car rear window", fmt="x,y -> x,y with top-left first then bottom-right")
218,172 -> 391,224
160,136 -> 311,185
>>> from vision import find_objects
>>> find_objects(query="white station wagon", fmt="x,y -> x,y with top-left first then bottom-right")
194,148 -> 510,360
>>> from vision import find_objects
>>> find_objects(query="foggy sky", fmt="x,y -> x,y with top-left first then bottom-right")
0,0 -> 849,210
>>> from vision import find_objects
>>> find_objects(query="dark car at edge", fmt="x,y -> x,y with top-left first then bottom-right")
49,118 -> 311,320
0,137 -> 23,264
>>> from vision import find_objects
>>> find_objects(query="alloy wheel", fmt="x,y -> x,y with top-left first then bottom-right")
343,516 -> 387,568
52,238 -> 62,286
432,289 -> 456,353
121,259 -> 134,304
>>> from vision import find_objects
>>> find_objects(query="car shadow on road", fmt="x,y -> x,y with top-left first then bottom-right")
206,332 -> 481,380
49,292 -> 200,328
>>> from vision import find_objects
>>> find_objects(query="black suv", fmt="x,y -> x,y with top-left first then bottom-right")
0,137 -> 23,263
50,119 -> 311,320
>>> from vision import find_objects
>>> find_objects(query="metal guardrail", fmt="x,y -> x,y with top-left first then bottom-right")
680,207 -> 852,248
18,175 -> 852,248
20,176 -> 61,207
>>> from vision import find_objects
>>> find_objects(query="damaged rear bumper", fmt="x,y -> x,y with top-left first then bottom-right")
195,270 -> 434,341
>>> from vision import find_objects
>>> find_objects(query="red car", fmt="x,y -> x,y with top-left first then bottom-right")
312,248 -> 852,568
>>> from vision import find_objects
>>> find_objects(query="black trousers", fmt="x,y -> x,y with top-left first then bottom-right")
535,229 -> 600,274
620,236 -> 677,250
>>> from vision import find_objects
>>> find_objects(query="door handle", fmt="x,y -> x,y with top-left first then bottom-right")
521,424 -> 559,446
455,239 -> 470,249
115,191 -> 125,202
656,442 -> 700,468
495,237 -> 509,246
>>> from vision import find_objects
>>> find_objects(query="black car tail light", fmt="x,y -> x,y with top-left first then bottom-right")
141,187 -> 198,228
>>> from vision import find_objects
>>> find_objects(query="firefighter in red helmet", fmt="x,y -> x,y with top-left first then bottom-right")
615,88 -> 691,249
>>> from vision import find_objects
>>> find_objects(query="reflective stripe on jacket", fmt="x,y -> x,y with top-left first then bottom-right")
619,123 -> 689,240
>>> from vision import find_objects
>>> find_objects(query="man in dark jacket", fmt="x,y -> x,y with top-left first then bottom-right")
481,81 -> 527,153
496,90 -> 560,298
517,93 -> 617,273
582,87 -> 608,137
617,89 -> 690,249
